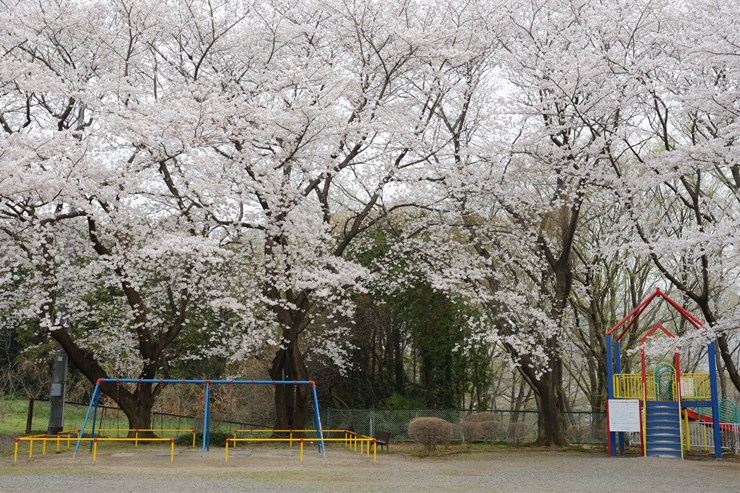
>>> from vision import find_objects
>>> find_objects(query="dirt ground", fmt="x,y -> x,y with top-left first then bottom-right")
1,440 -> 739,493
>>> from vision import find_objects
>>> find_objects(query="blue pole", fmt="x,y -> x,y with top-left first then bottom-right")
75,379 -> 325,457
201,383 -> 210,456
605,335 -> 616,457
74,383 -> 100,457
614,341 -> 622,374
310,383 -> 326,457
614,340 -> 625,454
707,341 -> 722,459
88,387 -> 102,452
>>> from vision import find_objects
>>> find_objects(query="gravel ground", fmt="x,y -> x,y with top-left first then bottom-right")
1,445 -> 739,493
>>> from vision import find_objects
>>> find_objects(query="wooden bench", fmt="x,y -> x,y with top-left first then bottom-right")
375,431 -> 391,452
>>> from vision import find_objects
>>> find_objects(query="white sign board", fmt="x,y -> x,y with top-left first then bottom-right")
608,399 -> 641,432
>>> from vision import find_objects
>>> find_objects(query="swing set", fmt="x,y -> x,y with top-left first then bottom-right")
73,378 -> 326,458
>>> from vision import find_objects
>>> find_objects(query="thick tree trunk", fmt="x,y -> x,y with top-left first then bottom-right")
117,386 -> 156,438
521,360 -> 568,447
96,380 -> 159,438
49,330 -> 157,436
269,342 -> 311,432
506,341 -> 569,446
533,379 -> 568,447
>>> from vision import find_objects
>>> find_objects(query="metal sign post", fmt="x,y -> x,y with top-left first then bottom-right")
47,341 -> 68,436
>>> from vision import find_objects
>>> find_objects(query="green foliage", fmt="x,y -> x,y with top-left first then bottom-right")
388,282 -> 489,409
383,393 -> 424,410
339,224 -> 495,410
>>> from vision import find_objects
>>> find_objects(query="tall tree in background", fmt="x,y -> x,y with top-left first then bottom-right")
0,0 -> 737,437
0,0 -> 502,431
0,0 -> 266,433
606,0 -> 740,394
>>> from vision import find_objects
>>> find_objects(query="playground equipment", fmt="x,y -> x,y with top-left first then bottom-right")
224,430 -> 378,462
605,288 -> 723,459
74,378 -> 326,459
13,427 -> 199,464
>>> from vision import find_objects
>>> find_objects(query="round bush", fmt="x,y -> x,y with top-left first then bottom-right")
408,417 -> 456,455
461,412 -> 501,443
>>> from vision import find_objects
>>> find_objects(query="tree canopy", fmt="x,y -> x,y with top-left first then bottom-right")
0,0 -> 737,445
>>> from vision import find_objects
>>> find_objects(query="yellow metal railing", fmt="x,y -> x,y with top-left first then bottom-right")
225,435 -> 377,463
679,373 -> 711,399
14,436 -> 176,463
231,429 -> 352,449
613,372 -> 708,400
95,428 -> 197,448
646,378 -> 661,400
613,374 -> 644,399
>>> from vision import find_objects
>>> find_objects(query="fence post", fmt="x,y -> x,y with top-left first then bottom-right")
25,398 -> 34,435
369,408 -> 375,438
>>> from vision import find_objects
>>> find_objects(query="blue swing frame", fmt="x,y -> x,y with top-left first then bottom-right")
74,378 -> 326,458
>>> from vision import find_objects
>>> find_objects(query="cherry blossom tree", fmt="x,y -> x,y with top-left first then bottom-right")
0,0 -> 270,433
0,0 -> 504,431
1,0 -> 737,440
604,0 -> 740,394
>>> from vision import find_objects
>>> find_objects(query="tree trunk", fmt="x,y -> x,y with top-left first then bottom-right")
715,333 -> 740,396
119,395 -> 155,438
269,342 -> 311,433
49,330 -> 160,437
98,380 -> 158,438
693,303 -> 740,396
533,378 -> 568,447
513,344 -> 569,447
528,366 -> 568,447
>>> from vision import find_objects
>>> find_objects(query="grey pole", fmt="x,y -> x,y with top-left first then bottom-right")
47,341 -> 68,435
49,237 -> 72,436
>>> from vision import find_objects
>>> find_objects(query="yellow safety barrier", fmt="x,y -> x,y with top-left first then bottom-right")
225,436 -> 377,462
95,429 -> 197,448
14,436 -> 177,464
231,429 -> 354,449
14,430 -> 80,461
55,430 -> 80,452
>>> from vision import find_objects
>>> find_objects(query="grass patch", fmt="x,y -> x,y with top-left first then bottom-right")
0,398 -> 93,436
0,397 -> 200,437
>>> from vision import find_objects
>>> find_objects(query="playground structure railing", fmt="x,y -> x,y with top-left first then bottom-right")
613,374 -> 644,399
678,374 -> 712,399
13,435 -> 177,463
612,373 -> 710,400
685,420 -> 740,454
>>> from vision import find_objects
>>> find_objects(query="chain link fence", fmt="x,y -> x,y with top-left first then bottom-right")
8,398 -> 607,446
323,408 -> 606,446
